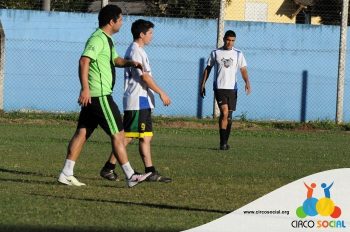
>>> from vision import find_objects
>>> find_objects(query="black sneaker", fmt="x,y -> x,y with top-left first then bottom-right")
146,171 -> 172,183
100,168 -> 119,181
220,144 -> 230,150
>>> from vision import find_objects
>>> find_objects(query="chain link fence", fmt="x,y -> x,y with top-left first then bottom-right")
0,0 -> 349,122
0,0 -> 344,21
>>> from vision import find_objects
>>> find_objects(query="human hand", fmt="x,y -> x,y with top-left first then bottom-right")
132,61 -> 143,71
78,89 -> 91,107
200,86 -> 206,98
245,83 -> 251,95
159,92 -> 171,106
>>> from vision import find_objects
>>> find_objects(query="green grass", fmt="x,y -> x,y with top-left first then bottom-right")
0,116 -> 350,232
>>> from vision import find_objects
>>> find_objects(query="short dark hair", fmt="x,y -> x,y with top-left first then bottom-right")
98,5 -> 122,28
224,30 -> 236,38
131,19 -> 154,40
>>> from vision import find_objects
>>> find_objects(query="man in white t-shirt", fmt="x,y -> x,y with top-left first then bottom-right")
200,30 -> 251,150
100,19 -> 172,182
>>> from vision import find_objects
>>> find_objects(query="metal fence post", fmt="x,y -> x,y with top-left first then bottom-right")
0,21 -> 4,111
102,0 -> 109,8
214,0 -> 226,118
42,0 -> 50,11
336,0 -> 349,124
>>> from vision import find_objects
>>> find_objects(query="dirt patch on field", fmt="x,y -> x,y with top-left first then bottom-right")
1,113 -> 349,132
155,120 -> 264,130
156,120 -> 216,129
0,117 -> 259,130
0,117 -> 76,126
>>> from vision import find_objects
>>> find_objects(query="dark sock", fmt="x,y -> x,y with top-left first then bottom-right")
219,129 -> 227,146
226,121 -> 232,144
104,161 -> 116,170
145,166 -> 156,173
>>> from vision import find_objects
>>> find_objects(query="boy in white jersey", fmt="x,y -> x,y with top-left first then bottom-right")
200,30 -> 251,150
100,19 -> 172,182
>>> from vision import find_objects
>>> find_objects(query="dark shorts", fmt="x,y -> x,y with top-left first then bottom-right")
214,89 -> 238,111
123,109 -> 153,138
77,95 -> 123,135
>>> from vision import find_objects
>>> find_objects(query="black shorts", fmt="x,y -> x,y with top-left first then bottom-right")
214,89 -> 238,111
123,109 -> 153,138
77,95 -> 123,135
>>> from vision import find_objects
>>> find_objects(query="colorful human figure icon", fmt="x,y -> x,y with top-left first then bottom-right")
304,182 -> 316,198
321,182 -> 334,198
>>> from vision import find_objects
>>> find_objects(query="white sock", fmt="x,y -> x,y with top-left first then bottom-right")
121,162 -> 134,179
62,159 -> 75,176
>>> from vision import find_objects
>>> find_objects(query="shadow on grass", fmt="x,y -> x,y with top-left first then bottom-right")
30,193 -> 231,215
0,177 -> 57,185
0,167 -> 122,185
0,176 -> 122,188
0,167 -> 231,215
0,167 -> 56,178
0,225 -> 178,232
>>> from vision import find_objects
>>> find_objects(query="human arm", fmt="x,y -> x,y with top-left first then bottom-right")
200,65 -> 212,98
78,56 -> 91,107
114,57 -> 142,70
327,182 -> 334,190
240,66 -> 251,95
141,72 -> 171,106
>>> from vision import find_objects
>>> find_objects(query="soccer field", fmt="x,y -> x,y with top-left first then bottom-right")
0,117 -> 349,232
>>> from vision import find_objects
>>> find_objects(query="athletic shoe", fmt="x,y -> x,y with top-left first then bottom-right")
146,171 -> 172,183
127,172 -> 152,188
100,168 -> 119,181
58,172 -> 86,186
220,144 -> 230,150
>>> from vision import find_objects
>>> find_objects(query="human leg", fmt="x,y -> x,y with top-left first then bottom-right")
219,104 -> 230,150
224,89 -> 237,148
58,102 -> 98,186
101,136 -> 172,183
100,130 -> 133,181
215,90 -> 229,150
216,89 -> 237,150
226,110 -> 233,144
110,108 -> 150,177
111,131 -> 151,187
58,128 -> 90,186
139,136 -> 153,168
100,152 -> 118,181
99,96 -> 151,187
138,136 -> 172,183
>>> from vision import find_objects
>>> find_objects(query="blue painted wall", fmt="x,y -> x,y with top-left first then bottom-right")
0,9 -> 349,121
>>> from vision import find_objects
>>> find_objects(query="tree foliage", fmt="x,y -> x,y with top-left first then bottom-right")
312,0 -> 343,25
0,0 -> 91,12
50,0 -> 90,12
0,0 -> 348,25
0,0 -> 41,10
144,0 -> 232,19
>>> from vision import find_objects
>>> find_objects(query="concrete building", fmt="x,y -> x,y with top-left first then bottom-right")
225,0 -> 321,24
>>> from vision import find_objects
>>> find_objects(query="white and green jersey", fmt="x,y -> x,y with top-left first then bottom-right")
207,47 -> 247,90
123,42 -> 155,110
81,28 -> 118,97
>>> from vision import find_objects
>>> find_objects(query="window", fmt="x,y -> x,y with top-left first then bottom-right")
245,2 -> 268,22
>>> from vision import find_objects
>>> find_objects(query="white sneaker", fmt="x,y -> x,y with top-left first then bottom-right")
127,172 -> 152,188
58,172 -> 86,186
